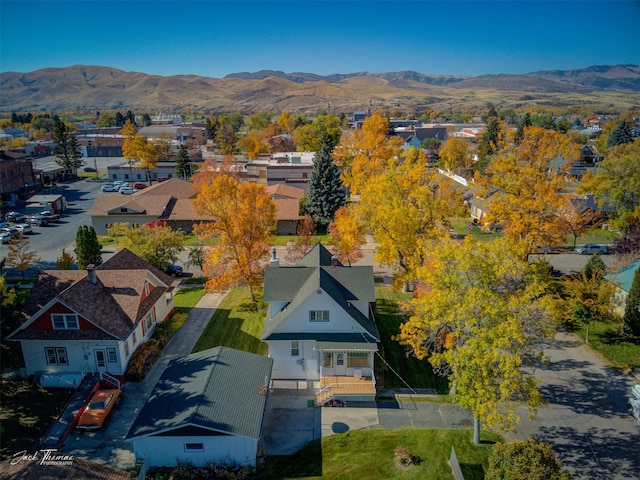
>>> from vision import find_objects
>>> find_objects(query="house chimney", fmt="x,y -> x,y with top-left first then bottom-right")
269,247 -> 279,267
87,264 -> 97,284
331,255 -> 339,267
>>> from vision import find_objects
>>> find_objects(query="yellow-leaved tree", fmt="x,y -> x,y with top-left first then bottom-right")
193,175 -> 276,301
479,126 -> 580,254
332,112 -> 403,195
439,136 -> 475,177
328,206 -> 365,266
396,237 -> 555,443
120,120 -> 161,183
348,147 -> 465,288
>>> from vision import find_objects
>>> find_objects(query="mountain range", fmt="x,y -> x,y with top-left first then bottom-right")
1,64 -> 639,113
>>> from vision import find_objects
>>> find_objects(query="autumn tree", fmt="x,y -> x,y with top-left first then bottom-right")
0,276 -> 16,308
285,214 -> 317,264
556,264 -> 616,343
75,225 -> 103,269
118,221 -> 185,270
52,120 -> 82,176
480,126 -> 580,254
333,112 -> 403,195
305,135 -> 346,228
438,137 -> 474,177
120,120 -> 161,183
193,175 -> 276,301
614,208 -> 640,256
349,147 -> 464,288
486,439 -> 570,480
556,197 -> 604,248
396,237 -> 555,443
56,249 -> 75,270
5,235 -> 41,280
579,140 -> 640,224
328,206 -> 365,266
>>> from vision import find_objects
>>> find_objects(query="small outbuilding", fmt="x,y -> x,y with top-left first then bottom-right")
126,346 -> 273,468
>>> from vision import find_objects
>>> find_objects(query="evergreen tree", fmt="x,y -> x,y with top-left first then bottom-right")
584,253 -> 606,279
141,112 -> 152,127
515,112 -> 532,144
52,120 -> 82,176
115,112 -> 124,127
623,268 -> 640,337
305,135 -> 346,229
607,120 -> 635,148
175,145 -> 190,179
478,117 -> 502,159
75,225 -> 102,270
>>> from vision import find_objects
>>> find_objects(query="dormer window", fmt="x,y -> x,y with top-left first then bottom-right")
51,314 -> 79,330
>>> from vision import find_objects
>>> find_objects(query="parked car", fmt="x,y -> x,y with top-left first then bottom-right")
101,184 -> 118,192
14,223 -> 33,235
535,245 -> 552,254
83,166 -> 96,172
0,221 -> 10,229
574,244 -> 608,255
133,183 -> 147,190
39,210 -> 60,222
5,212 -> 26,223
0,232 -> 11,243
77,388 -> 121,430
165,264 -> 183,277
28,215 -> 49,226
119,187 -> 137,195
1,227 -> 20,238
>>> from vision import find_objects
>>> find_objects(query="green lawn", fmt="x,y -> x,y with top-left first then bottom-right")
375,287 -> 450,392
191,287 -> 268,355
573,320 -> 640,369
255,428 -> 501,480
0,381 -> 72,460
448,218 -> 503,243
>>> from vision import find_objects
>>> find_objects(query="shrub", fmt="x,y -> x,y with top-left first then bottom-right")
125,338 -> 161,382
486,438 -> 569,480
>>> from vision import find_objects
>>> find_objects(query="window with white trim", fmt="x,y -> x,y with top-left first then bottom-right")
184,443 -> 204,452
144,282 -> 150,296
106,347 -> 117,363
144,312 -> 155,332
124,341 -> 130,359
51,314 -> 79,330
291,341 -> 300,356
45,347 -> 68,365
347,352 -> 369,367
309,310 -> 329,322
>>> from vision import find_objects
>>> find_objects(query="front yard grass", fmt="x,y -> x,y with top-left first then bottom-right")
191,287 -> 268,355
375,286 -> 450,392
255,428 -> 501,480
0,381 -> 72,460
573,320 -> 640,369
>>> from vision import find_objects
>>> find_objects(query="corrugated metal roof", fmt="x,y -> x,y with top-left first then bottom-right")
126,346 -> 273,440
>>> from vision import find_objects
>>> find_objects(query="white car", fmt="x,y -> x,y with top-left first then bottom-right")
14,223 -> 33,235
0,232 -> 11,243
119,187 -> 137,195
101,184 -> 118,192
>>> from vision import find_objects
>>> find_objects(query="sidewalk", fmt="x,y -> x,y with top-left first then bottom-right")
60,290 -> 226,470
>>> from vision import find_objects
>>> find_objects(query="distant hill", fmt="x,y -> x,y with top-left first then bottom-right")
1,64 -> 639,113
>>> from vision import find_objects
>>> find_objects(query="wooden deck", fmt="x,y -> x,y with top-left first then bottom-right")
316,375 -> 376,405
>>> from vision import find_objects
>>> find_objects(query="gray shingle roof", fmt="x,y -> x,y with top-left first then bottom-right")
262,244 -> 378,341
126,346 -> 273,440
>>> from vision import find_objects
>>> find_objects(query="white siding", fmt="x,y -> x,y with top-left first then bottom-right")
273,292 -> 368,335
19,339 -> 127,376
268,340 -> 319,380
132,434 -> 258,467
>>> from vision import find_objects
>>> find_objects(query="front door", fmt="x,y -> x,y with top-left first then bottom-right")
94,349 -> 107,372
334,352 -> 346,376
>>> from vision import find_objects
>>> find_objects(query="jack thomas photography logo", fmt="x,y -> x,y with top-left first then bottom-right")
11,449 -> 74,466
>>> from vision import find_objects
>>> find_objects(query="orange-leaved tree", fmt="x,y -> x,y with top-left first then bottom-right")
120,120 -> 161,183
479,126 -> 580,255
193,175 -> 276,301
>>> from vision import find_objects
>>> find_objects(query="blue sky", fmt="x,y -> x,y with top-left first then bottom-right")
1,1 -> 639,78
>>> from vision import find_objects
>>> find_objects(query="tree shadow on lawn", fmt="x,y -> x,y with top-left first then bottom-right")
192,308 -> 266,354
256,440 -> 322,479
